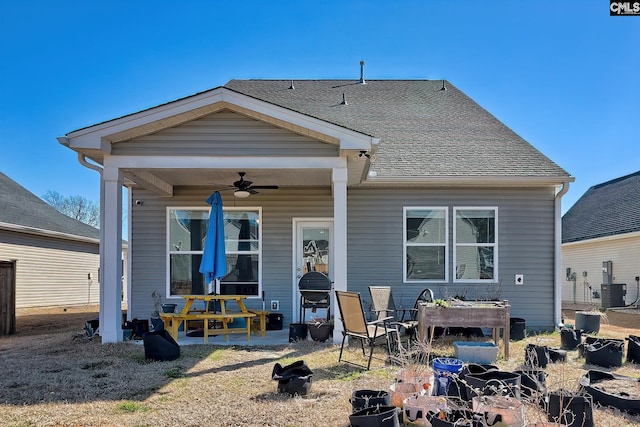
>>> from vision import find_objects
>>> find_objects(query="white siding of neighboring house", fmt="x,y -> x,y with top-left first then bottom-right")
562,232 -> 640,306
0,230 -> 101,308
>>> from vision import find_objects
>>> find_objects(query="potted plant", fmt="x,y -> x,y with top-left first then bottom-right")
308,317 -> 333,342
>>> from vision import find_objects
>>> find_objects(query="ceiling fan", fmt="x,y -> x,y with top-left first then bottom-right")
228,172 -> 279,198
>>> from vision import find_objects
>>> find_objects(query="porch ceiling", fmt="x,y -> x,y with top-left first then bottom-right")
124,168 -> 332,189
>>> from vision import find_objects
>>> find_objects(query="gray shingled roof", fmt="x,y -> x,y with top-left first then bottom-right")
562,171 -> 640,243
0,171 -> 100,241
224,79 -> 569,179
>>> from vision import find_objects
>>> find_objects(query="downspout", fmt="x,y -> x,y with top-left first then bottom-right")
57,137 -> 107,322
554,180 -> 571,329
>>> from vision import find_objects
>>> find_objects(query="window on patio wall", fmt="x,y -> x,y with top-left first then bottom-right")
167,207 -> 261,297
454,207 -> 497,282
404,207 -> 448,282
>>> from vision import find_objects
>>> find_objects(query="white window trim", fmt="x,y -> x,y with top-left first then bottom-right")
165,206 -> 263,299
453,206 -> 498,284
403,206 -> 449,283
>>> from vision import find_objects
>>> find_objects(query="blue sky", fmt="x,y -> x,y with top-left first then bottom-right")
1,1 -> 638,214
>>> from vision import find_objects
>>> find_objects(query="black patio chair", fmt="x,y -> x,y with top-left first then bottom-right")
368,286 -> 418,345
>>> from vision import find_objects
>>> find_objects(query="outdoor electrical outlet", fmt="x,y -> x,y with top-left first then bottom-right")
515,274 -> 524,285
271,300 -> 279,310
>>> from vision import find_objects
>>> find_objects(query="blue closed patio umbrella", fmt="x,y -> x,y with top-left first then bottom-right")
199,191 -> 227,294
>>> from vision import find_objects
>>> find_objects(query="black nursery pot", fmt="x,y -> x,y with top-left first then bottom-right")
465,370 -> 521,400
349,405 -> 400,427
271,360 -> 314,396
427,409 -> 497,427
142,330 -> 180,361
546,390 -> 594,427
525,344 -> 549,368
584,339 -> 624,368
560,327 -> 583,350
288,323 -> 308,342
626,335 -> 640,364
308,323 -> 333,342
350,390 -> 391,413
514,368 -> 547,399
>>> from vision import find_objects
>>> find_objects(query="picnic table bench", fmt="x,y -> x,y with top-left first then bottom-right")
159,295 -> 257,343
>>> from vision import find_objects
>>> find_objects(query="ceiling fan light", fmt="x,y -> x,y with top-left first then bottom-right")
234,189 -> 250,198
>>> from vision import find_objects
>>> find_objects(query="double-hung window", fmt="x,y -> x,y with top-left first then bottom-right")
167,207 -> 261,297
454,207 -> 497,282
404,207 -> 448,282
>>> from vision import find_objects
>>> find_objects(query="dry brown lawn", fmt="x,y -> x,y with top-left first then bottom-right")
0,305 -> 639,426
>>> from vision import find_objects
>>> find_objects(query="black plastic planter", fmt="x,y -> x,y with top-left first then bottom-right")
560,327 -> 583,350
545,390 -> 594,427
525,344 -> 550,368
350,390 -> 391,413
509,317 -> 526,341
446,364 -> 499,403
465,370 -> 521,400
514,368 -> 547,400
626,335 -> 640,364
271,360 -> 314,396
548,348 -> 567,363
580,370 -> 640,415
349,405 -> 400,427
308,323 -> 332,342
142,330 -> 180,361
584,339 -> 624,368
288,323 -> 308,342
427,409 -> 503,427
574,311 -> 601,334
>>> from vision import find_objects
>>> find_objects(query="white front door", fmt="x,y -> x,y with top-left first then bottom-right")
292,219 -> 333,322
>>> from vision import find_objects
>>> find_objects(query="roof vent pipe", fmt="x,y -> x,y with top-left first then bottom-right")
289,80 -> 295,90
341,92 -> 348,105
440,80 -> 447,91
359,60 -> 366,84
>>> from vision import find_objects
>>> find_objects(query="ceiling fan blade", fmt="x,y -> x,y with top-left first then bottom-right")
250,185 -> 279,190
247,188 -> 259,194
233,179 -> 253,188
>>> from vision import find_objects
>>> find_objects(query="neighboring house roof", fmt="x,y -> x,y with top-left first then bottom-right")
562,170 -> 640,243
0,171 -> 100,242
224,79 -> 570,180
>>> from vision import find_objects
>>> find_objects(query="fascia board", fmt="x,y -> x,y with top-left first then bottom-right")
365,175 -> 575,187
562,231 -> 640,246
63,88 -> 376,152
104,155 -> 347,170
0,222 -> 100,245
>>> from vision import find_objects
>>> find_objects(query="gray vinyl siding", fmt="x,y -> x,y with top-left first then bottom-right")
347,187 -> 557,330
129,186 -> 333,326
0,230 -> 100,308
112,111 -> 340,157
130,185 -> 557,330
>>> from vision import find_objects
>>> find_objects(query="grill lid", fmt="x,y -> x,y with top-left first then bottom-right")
298,271 -> 332,291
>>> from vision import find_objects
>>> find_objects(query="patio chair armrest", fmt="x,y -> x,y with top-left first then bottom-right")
367,316 -> 393,326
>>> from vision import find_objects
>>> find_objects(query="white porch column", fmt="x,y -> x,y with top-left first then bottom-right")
101,165 -> 123,342
332,167 -> 348,344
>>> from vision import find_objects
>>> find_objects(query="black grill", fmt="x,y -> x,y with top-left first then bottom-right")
298,272 -> 332,322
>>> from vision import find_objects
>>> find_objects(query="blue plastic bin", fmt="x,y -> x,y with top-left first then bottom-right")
432,357 -> 463,396
453,341 -> 499,364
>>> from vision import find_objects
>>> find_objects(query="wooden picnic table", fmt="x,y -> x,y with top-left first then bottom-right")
160,295 -> 257,343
